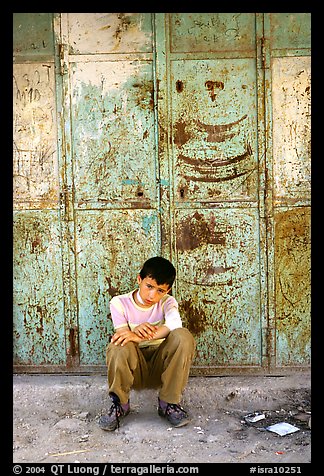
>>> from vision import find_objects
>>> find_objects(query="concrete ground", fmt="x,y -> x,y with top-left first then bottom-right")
13,372 -> 311,464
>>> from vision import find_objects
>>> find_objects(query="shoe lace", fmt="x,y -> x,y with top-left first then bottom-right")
166,403 -> 188,417
108,397 -> 124,429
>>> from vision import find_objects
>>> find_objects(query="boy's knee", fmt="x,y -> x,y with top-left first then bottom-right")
168,327 -> 195,351
106,341 -> 138,362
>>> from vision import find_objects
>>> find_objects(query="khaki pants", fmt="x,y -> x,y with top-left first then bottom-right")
106,328 -> 196,404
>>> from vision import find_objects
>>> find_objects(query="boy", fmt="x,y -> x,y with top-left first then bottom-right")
98,256 -> 196,431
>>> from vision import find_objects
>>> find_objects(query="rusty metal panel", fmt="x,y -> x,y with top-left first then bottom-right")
165,13 -> 264,370
169,13 -> 256,53
13,211 -> 66,365
176,208 -> 261,366
76,210 -> 160,364
13,13 -> 54,57
13,14 -> 66,369
270,13 -> 311,50
13,63 -> 59,209
274,208 -> 311,366
271,56 -> 311,203
70,60 -> 156,206
12,13 -> 311,374
66,13 -> 152,54
270,49 -> 311,366
171,58 -> 258,202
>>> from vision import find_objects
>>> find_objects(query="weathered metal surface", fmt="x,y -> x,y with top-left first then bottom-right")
176,208 -> 261,366
269,31 -> 311,367
264,13 -> 311,368
271,56 -> 311,203
66,13 -> 152,54
13,211 -> 66,365
13,13 -> 311,373
13,14 -> 66,367
274,208 -> 311,366
13,13 -> 54,57
171,58 -> 258,202
70,60 -> 156,206
269,13 -> 311,50
166,13 -> 263,368
13,63 -> 59,209
169,13 -> 256,53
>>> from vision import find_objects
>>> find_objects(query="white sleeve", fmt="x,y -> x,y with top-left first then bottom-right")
164,307 -> 183,331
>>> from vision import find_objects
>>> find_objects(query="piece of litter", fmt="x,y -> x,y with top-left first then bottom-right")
266,422 -> 299,436
275,451 -> 284,455
48,449 -> 91,457
244,412 -> 266,423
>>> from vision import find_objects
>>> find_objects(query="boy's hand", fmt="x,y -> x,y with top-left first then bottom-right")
133,322 -> 159,340
111,329 -> 142,347
111,323 -> 161,347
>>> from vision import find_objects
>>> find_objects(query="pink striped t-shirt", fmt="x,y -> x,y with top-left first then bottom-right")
110,290 -> 182,347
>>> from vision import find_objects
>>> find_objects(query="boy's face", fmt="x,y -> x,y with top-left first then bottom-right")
137,276 -> 170,307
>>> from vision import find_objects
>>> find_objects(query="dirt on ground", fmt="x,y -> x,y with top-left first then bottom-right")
13,373 -> 311,464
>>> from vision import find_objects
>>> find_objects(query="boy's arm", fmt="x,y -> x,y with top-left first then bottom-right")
111,327 -> 143,347
113,323 -> 170,346
148,324 -> 170,340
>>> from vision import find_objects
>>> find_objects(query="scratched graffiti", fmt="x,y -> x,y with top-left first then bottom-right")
170,13 -> 256,53
13,64 -> 59,206
67,13 -> 153,54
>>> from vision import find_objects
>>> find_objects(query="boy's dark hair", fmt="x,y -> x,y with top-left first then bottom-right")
139,256 -> 176,289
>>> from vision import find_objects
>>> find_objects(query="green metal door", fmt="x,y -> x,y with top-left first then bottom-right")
157,14 -> 264,371
13,13 -> 311,373
13,14 -> 66,367
62,13 -> 161,367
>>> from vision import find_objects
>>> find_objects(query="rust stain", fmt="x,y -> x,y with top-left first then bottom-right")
173,120 -> 191,146
180,299 -> 208,336
206,265 -> 233,275
35,305 -> 44,335
113,13 -> 131,43
195,114 -> 247,142
105,276 -> 119,297
176,80 -> 184,93
180,142 -> 252,168
31,235 -> 42,253
99,24 -> 112,31
205,80 -> 224,101
67,327 -> 79,365
132,79 -> 154,110
173,114 -> 248,147
183,169 -> 255,183
176,211 -> 226,251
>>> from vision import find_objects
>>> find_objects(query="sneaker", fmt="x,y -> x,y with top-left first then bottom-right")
158,400 -> 190,427
98,394 -> 130,431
